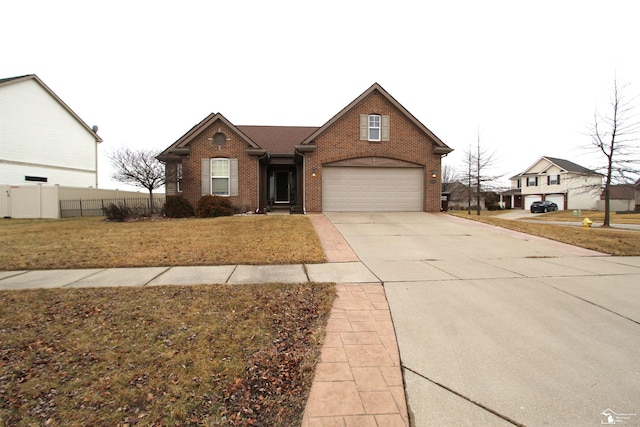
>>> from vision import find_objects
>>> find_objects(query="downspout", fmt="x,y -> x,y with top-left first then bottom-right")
93,128 -> 101,188
252,152 -> 268,211
95,140 -> 99,188
293,144 -> 316,214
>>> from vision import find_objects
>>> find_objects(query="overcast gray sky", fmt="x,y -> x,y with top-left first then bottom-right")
2,0 -> 639,191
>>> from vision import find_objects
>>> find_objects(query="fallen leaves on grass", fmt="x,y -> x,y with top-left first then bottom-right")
0,283 -> 336,426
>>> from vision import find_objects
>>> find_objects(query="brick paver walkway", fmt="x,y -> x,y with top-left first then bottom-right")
304,215 -> 409,426
308,214 -> 360,263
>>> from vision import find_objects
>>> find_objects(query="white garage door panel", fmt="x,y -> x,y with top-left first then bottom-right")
524,195 -> 540,210
546,195 -> 565,210
323,167 -> 423,211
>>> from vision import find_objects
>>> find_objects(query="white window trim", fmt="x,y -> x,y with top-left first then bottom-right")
211,158 -> 230,196
368,114 -> 381,141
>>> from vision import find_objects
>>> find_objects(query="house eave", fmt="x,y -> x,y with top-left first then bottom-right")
246,149 -> 267,157
295,144 -> 317,153
434,147 -> 453,155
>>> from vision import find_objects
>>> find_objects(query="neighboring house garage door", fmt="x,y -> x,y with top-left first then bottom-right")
322,166 -> 423,211
524,195 -> 541,210
545,194 -> 565,210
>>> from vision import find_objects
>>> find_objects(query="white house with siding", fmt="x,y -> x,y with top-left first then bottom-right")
0,74 -> 102,187
505,156 -> 603,211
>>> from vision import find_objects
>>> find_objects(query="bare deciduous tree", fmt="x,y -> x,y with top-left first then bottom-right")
441,163 -> 458,189
460,145 -> 475,214
587,79 -> 640,226
460,132 -> 502,215
108,147 -> 165,212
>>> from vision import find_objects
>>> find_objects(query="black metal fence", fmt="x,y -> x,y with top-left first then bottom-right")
60,197 -> 167,218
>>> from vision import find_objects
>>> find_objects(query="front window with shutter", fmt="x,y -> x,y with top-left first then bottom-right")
211,158 -> 230,195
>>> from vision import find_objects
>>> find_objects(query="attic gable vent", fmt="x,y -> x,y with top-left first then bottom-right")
209,132 -> 228,150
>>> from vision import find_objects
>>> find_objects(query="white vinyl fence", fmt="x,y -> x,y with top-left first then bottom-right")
1,184 -> 165,219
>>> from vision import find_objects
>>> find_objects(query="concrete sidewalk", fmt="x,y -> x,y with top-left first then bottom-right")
0,214 -> 410,427
0,262 -> 379,290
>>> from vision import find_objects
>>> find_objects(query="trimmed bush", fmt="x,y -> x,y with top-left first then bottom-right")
196,195 -> 235,218
103,203 -> 133,222
163,196 -> 195,218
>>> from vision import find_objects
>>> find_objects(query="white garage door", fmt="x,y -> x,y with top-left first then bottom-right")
524,194 -> 542,210
545,194 -> 565,210
322,167 -> 423,211
524,195 -> 541,210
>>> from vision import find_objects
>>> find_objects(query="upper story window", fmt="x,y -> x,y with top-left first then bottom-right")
548,174 -> 561,185
368,115 -> 381,141
527,176 -> 538,187
360,114 -> 390,142
211,158 -> 230,196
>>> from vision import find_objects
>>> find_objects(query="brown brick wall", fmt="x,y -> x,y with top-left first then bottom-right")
177,121 -> 259,211
304,91 -> 443,212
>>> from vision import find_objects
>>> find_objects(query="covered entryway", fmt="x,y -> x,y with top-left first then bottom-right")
322,166 -> 424,211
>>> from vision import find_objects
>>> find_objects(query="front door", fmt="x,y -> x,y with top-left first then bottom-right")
275,171 -> 290,203
268,169 -> 296,206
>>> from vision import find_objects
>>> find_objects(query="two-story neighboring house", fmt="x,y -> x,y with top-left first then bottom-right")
0,74 -> 102,187
158,83 -> 453,213
504,156 -> 602,211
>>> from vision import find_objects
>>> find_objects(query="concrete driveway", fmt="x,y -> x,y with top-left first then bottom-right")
325,212 -> 640,426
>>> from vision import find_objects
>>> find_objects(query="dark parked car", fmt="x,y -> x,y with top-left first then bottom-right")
530,201 -> 558,213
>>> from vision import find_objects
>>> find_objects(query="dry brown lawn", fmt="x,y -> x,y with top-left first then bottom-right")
0,215 -> 326,271
0,283 -> 336,426
526,209 -> 640,224
0,215 -> 334,425
448,210 -> 640,255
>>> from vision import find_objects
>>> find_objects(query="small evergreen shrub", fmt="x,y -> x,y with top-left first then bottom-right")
163,196 -> 195,218
196,195 -> 235,218
103,203 -> 133,222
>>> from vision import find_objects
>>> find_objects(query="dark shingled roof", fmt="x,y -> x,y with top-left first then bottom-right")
544,156 -> 597,174
237,125 -> 319,154
604,184 -> 637,200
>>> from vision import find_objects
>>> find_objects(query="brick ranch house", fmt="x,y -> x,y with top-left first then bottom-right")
157,83 -> 453,213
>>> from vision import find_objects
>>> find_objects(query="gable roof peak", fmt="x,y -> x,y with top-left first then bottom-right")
541,156 -> 597,174
157,112 -> 263,160
514,156 -> 600,177
299,83 -> 452,154
0,74 -> 36,85
0,73 -> 102,142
